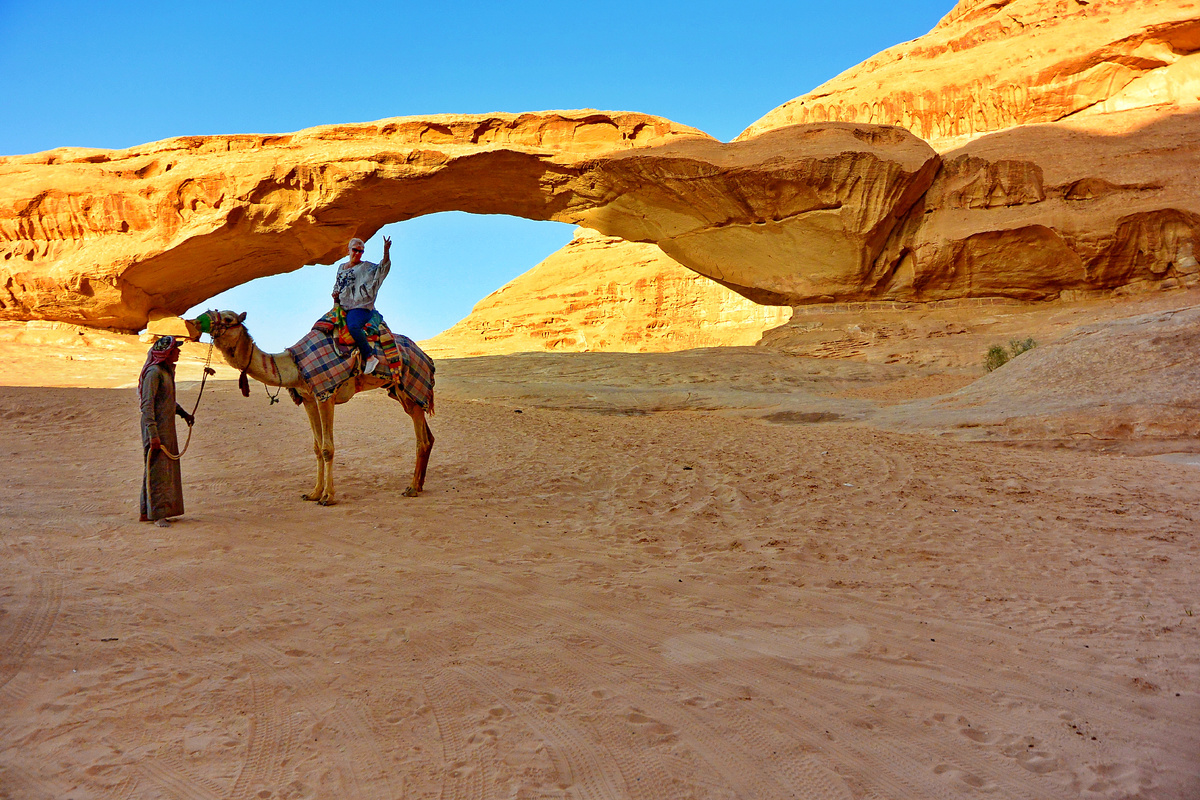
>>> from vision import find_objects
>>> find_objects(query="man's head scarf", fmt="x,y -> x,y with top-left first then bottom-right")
139,336 -> 180,400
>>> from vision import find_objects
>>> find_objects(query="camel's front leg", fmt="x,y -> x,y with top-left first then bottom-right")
300,396 -> 326,501
316,398 -> 337,505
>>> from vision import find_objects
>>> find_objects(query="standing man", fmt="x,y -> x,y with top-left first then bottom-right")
332,235 -> 392,374
138,336 -> 193,527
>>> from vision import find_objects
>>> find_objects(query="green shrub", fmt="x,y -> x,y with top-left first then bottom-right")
1008,337 -> 1036,358
984,345 -> 1010,372
985,338 -> 1037,372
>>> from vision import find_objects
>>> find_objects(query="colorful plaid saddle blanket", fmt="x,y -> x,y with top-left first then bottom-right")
286,307 -> 435,411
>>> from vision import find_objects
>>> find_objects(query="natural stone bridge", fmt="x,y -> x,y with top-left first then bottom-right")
2,108 -> 1198,331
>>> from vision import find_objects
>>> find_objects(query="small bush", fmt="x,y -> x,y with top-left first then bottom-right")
1008,337 -> 1036,358
984,345 -> 1010,372
985,338 -> 1037,372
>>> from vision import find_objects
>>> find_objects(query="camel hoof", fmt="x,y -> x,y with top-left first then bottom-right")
301,493 -> 319,501
318,497 -> 337,506
403,487 -> 420,498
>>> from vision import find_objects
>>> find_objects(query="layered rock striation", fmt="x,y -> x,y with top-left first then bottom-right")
872,106 -> 1200,303
735,0 -> 1200,306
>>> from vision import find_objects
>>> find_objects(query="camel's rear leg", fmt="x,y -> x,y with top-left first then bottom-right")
403,403 -> 434,497
316,398 -> 337,505
300,396 -> 326,502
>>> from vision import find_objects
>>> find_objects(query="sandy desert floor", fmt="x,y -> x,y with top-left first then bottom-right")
1,313 -> 1199,799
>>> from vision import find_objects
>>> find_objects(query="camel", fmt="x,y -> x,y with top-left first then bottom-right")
187,310 -> 433,505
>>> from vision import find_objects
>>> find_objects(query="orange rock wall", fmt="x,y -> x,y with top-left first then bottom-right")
872,107 -> 1200,303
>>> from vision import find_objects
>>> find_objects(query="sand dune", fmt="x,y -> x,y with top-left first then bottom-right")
2,304 -> 1198,799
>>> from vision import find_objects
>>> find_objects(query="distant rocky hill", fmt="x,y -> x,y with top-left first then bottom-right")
422,228 -> 791,357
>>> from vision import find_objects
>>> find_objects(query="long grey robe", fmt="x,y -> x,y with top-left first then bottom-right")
139,364 -> 185,521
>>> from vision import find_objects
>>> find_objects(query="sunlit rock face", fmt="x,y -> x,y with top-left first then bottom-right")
573,124 -> 940,306
0,112 -> 937,331
422,227 -> 793,357
739,0 -> 1200,150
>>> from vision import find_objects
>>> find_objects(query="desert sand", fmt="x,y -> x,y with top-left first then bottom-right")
2,297 -> 1198,800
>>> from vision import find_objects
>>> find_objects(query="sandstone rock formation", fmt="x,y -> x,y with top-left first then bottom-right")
4,0 -> 1198,338
422,228 -> 792,357
0,113 -> 938,331
421,0 -> 1200,357
572,124 -> 939,306
740,0 -> 1200,150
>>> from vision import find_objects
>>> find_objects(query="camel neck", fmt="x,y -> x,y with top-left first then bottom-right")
224,332 -> 302,388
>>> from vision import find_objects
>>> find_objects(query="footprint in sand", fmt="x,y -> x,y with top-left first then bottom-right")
625,709 -> 679,744
932,762 -> 996,791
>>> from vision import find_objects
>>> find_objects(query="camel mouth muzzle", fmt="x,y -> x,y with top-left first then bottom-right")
188,310 -> 244,339
189,311 -> 216,337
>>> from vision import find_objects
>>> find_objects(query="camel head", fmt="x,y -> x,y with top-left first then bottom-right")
188,310 -> 254,395
189,310 -> 248,346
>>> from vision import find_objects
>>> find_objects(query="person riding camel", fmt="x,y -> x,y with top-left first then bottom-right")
332,236 -> 391,374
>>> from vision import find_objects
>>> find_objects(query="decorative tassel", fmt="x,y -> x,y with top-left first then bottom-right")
239,370 -> 250,397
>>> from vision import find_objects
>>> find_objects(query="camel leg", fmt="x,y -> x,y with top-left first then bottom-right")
403,403 -> 434,497
315,398 -> 337,505
300,396 -> 326,501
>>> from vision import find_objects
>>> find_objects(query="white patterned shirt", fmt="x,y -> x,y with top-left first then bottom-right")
332,254 -> 392,311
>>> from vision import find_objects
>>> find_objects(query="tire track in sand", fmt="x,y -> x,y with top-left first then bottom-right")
453,659 -> 683,800
0,536 -> 63,697
241,639 -> 399,800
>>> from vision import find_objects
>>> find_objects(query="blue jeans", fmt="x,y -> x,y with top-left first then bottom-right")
345,308 -> 374,363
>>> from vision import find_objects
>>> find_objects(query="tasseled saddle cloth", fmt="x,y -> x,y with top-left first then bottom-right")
287,307 -> 435,412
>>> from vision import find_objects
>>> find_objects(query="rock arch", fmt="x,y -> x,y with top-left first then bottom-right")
5,107 -> 1196,334
0,111 -> 938,331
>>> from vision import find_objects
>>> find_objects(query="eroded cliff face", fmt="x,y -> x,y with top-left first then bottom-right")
416,0 -> 1200,356
730,0 -> 1200,307
739,0 -> 1200,149
872,107 -> 1200,303
422,228 -> 793,357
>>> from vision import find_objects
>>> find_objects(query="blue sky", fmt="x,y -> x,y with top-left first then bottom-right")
1,0 -> 953,348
